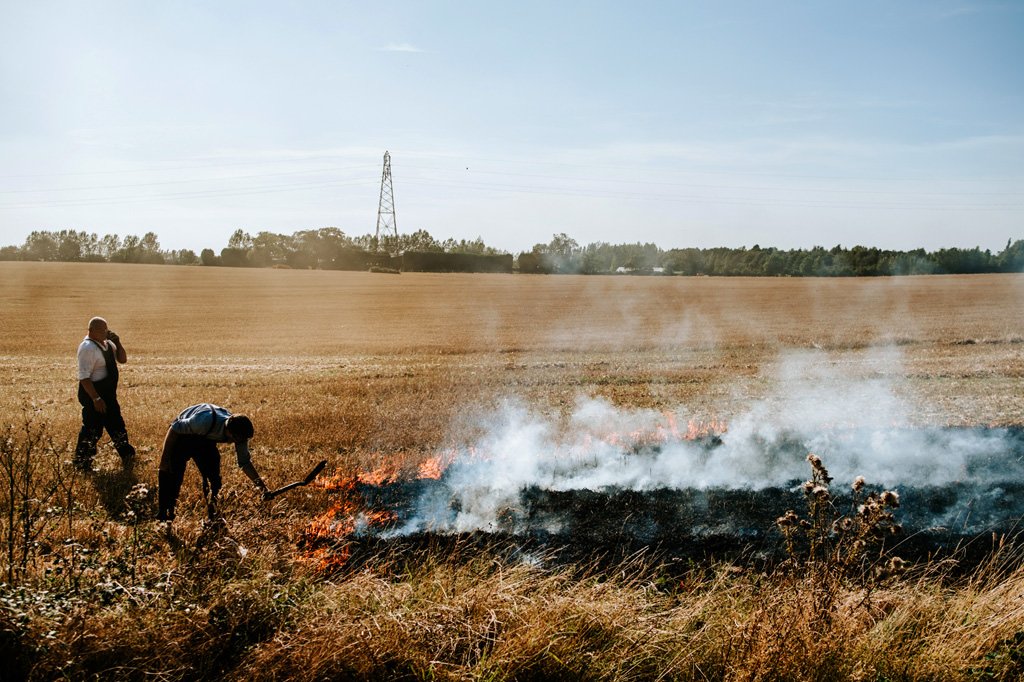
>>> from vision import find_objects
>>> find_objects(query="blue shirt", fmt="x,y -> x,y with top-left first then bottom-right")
170,403 -> 252,467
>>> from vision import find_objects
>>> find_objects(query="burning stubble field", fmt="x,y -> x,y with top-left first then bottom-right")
2,261 -> 1024,680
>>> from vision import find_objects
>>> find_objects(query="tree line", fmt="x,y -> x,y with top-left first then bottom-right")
2,227 -> 1022,276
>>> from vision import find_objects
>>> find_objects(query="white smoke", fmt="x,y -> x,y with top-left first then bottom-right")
388,349 -> 1021,535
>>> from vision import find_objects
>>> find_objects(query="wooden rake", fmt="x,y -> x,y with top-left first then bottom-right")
264,459 -> 328,500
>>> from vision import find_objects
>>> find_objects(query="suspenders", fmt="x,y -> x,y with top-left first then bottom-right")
203,405 -> 221,437
87,338 -> 118,384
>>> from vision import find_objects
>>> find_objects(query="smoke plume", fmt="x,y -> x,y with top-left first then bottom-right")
385,350 -> 1023,538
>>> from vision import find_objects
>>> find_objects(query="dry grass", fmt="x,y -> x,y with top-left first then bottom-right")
2,262 -> 1024,680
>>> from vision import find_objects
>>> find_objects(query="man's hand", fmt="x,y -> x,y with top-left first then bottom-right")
93,396 -> 107,414
106,330 -> 127,363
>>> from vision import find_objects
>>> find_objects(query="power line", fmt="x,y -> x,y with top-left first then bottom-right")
1,152 -> 1020,214
396,175 -> 1023,211
0,164 -> 375,195
396,162 -> 1024,198
0,178 -> 376,210
0,155 -> 377,179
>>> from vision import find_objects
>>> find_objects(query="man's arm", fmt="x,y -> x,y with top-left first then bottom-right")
236,442 -> 268,495
160,427 -> 180,465
241,462 -> 268,495
79,378 -> 106,414
108,332 -> 127,363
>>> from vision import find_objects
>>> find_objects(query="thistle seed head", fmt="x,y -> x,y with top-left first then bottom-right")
776,510 -> 800,527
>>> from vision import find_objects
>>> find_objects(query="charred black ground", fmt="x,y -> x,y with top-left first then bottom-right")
312,426 -> 1024,571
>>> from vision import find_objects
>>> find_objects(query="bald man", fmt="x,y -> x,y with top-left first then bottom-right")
75,316 -> 136,471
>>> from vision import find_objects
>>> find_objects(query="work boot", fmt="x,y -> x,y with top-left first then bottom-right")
73,457 -> 96,473
74,434 -> 99,472
119,447 -> 137,470
202,516 -> 227,534
112,435 -> 136,468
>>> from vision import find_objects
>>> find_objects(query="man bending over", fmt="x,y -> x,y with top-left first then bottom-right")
157,403 -> 268,524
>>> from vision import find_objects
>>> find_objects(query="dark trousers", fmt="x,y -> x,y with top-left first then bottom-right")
75,381 -> 135,466
157,435 -> 222,521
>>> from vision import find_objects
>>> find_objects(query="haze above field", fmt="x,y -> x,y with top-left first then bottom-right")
1,1 -> 1022,254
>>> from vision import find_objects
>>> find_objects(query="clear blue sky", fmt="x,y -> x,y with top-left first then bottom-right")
1,0 -> 1022,254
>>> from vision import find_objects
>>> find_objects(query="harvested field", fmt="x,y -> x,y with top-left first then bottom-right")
3,262 -> 1023,440
2,262 -> 1024,680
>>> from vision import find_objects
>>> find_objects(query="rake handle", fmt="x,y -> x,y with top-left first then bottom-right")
264,459 -> 328,500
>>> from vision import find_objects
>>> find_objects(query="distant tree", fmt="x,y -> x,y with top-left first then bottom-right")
200,248 -> 219,266
932,246 -> 994,274
400,229 -> 442,253
998,239 -> 1024,272
113,235 -> 141,263
220,247 -> 249,267
251,231 -> 293,267
227,229 -> 253,251
78,232 -> 105,261
664,248 -> 703,275
531,233 -> 582,273
139,232 -> 164,263
98,234 -> 120,261
764,251 -> 786,276
290,230 -> 323,268
55,230 -> 82,261
580,242 -> 617,274
548,233 -> 579,257
312,227 -> 353,267
23,231 -> 59,261
168,249 -> 198,265
443,236 -> 499,255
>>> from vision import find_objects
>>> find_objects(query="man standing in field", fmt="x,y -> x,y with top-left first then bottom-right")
75,316 -> 136,471
156,403 -> 269,524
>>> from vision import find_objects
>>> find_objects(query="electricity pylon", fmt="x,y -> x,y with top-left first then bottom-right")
375,151 -> 398,246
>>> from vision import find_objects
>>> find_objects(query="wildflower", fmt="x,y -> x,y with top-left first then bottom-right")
811,485 -> 830,499
776,510 -> 799,527
833,517 -> 854,533
852,476 -> 865,493
125,483 -> 150,504
806,453 -> 822,469
880,490 -> 900,508
124,483 -> 153,520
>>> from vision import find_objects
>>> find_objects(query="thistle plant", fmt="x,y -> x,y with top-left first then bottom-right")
777,453 -> 904,586
123,483 -> 153,582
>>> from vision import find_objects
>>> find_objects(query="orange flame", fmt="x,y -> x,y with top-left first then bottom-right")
418,456 -> 444,480
596,415 -> 726,450
358,464 -> 399,486
301,456 -> 440,572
